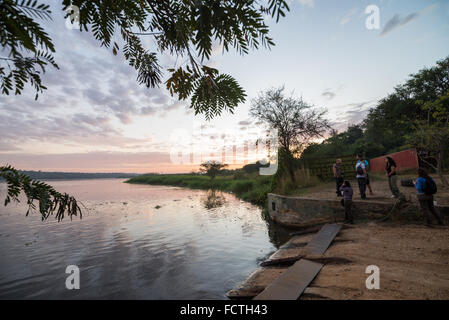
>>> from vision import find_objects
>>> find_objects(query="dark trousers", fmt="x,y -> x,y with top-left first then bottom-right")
357,177 -> 367,199
418,194 -> 444,225
336,176 -> 344,196
344,200 -> 353,223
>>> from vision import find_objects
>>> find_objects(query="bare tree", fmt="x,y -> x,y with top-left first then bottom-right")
250,87 -> 330,154
250,87 -> 330,181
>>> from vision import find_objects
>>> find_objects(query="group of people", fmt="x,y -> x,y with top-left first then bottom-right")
332,154 -> 444,226
332,154 -> 374,200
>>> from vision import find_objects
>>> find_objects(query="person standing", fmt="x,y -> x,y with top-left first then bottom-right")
333,159 -> 344,197
414,168 -> 444,226
363,158 -> 374,195
385,156 -> 403,199
339,180 -> 354,224
355,154 -> 367,200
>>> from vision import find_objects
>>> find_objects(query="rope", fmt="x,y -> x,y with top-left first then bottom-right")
377,198 -> 404,222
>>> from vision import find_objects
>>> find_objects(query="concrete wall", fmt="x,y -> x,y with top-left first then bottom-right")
369,149 -> 419,173
267,193 -> 449,227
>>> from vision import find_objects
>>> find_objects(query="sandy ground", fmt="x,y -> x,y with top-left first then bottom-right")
227,222 -> 449,300
295,174 -> 449,206
302,223 -> 449,299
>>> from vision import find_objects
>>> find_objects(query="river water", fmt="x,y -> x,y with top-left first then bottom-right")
0,179 -> 291,299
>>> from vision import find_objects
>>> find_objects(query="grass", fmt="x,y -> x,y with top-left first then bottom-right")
126,167 -> 330,206
126,172 -> 273,206
272,167 -> 321,196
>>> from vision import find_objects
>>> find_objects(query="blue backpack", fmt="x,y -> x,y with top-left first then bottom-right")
364,160 -> 369,170
424,177 -> 437,195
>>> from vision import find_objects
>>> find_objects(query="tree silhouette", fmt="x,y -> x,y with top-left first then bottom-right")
0,165 -> 82,221
250,87 -> 330,182
1,0 -> 290,118
199,160 -> 228,180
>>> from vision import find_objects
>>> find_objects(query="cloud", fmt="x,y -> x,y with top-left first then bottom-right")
321,89 -> 336,100
343,101 -> 374,111
141,106 -> 158,116
0,140 -> 20,152
343,108 -> 370,125
238,120 -> 252,126
380,13 -> 419,36
339,8 -> 358,25
330,100 -> 376,131
0,4 -> 190,161
0,111 -> 151,153
297,0 -> 314,7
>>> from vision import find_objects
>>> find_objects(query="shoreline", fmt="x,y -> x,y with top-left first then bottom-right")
125,174 -> 273,206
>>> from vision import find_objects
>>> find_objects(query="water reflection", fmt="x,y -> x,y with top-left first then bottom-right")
201,189 -> 226,209
0,179 -> 291,299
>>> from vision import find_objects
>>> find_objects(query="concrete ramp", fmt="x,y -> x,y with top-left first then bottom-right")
305,223 -> 341,255
253,223 -> 341,300
253,259 -> 323,300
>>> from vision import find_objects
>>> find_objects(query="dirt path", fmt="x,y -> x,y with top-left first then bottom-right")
227,222 -> 449,300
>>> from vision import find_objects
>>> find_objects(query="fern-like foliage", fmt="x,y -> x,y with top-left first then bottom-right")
0,0 -> 58,99
0,165 -> 82,221
62,0 -> 289,119
1,0 -> 289,118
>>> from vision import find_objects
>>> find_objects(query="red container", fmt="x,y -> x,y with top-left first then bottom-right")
369,149 -> 419,173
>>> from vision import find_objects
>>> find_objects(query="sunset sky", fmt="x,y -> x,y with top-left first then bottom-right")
1,0 -> 449,173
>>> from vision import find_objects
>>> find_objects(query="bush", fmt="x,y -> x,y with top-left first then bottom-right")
232,181 -> 254,195
233,171 -> 246,180
273,167 -> 320,195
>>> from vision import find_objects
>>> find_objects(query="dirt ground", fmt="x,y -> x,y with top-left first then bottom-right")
302,223 -> 449,299
227,222 -> 449,300
295,174 -> 449,206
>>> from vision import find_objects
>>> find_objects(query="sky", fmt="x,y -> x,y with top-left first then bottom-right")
1,0 -> 449,173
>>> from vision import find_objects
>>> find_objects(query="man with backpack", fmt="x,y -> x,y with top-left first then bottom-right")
363,157 -> 374,195
414,168 -> 444,226
355,154 -> 368,200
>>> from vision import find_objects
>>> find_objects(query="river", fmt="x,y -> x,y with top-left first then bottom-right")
0,179 -> 291,299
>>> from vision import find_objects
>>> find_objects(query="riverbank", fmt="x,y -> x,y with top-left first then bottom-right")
126,174 -> 273,206
227,222 -> 449,299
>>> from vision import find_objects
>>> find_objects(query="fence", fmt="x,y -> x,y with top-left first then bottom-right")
298,148 -> 420,180
298,155 -> 358,181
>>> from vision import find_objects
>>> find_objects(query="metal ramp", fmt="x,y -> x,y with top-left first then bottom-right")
305,223 -> 341,255
254,223 -> 341,300
253,259 -> 323,300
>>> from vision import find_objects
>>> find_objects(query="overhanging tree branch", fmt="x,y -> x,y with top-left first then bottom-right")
0,165 -> 83,221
